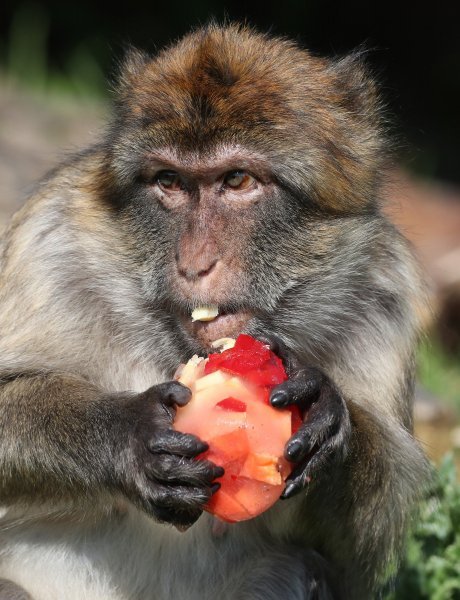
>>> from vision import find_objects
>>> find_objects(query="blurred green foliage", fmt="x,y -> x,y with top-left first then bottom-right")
2,2 -> 107,97
418,338 -> 460,413
387,455 -> 460,600
7,3 -> 48,88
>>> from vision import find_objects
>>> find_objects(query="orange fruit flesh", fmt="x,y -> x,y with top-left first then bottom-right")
174,357 -> 294,522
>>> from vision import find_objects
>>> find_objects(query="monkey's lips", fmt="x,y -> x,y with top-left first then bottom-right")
182,310 -> 252,348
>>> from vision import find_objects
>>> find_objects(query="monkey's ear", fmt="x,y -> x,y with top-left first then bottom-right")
328,50 -> 381,125
116,46 -> 151,92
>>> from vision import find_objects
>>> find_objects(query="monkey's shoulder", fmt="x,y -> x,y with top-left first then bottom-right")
3,143 -> 114,242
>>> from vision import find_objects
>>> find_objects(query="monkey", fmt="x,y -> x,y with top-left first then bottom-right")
0,23 -> 429,600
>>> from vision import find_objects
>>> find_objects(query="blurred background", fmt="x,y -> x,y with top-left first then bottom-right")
0,1 -> 460,592
1,0 -> 459,463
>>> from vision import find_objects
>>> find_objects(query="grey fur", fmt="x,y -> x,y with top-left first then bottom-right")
0,579 -> 33,600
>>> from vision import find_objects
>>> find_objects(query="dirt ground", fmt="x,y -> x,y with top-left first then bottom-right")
1,79 -> 459,470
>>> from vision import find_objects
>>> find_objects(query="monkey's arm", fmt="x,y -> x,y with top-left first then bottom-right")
268,343 -> 428,595
0,372 -> 221,525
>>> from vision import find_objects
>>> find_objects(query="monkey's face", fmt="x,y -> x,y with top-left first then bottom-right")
112,142 -> 307,350
104,25 -> 384,353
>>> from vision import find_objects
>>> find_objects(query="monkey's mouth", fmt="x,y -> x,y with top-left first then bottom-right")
180,308 -> 253,349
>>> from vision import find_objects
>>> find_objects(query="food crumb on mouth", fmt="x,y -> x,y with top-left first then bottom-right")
191,306 -> 219,322
211,337 -> 236,351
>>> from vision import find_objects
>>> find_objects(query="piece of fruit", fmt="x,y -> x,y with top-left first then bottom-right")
191,306 -> 219,321
174,334 -> 301,523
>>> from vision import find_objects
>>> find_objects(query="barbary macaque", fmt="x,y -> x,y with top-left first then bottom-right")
0,23 -> 428,599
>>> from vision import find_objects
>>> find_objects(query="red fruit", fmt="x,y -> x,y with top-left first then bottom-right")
174,335 -> 301,523
204,334 -> 287,387
216,397 -> 247,412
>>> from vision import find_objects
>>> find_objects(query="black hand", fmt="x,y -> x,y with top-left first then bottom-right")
259,334 -> 351,499
115,381 -> 223,527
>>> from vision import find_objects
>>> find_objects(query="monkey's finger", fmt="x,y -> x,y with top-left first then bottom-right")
256,332 -> 285,355
280,471 -> 308,500
284,414 -> 328,464
280,466 -> 310,500
283,382 -> 347,461
148,429 -> 209,457
153,505 -> 203,528
151,381 -> 192,407
146,481 -> 219,512
270,368 -> 324,411
134,480 -> 204,527
281,438 -> 338,500
256,332 -> 301,375
146,454 -> 224,487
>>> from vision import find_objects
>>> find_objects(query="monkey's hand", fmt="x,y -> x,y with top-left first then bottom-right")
262,337 -> 351,499
116,381 -> 223,527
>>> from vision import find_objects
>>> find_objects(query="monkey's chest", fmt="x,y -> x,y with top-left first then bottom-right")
0,505 -> 273,600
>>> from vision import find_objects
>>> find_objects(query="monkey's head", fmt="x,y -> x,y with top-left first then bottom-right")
102,24 -> 387,356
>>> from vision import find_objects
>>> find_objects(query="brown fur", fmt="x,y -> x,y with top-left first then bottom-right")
109,24 -> 385,215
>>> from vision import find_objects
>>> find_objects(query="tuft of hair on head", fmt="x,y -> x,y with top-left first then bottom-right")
110,23 -> 388,215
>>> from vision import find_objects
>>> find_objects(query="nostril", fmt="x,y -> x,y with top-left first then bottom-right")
197,259 -> 217,279
178,259 -> 218,281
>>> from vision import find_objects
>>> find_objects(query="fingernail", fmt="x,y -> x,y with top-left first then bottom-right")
286,440 -> 303,460
214,466 -> 225,478
271,391 -> 289,407
211,482 -> 221,494
281,481 -> 298,499
172,385 -> 192,405
197,441 -> 209,453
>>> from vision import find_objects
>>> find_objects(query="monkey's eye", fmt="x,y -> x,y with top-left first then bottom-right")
223,171 -> 255,191
155,170 -> 184,191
